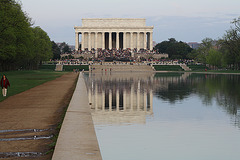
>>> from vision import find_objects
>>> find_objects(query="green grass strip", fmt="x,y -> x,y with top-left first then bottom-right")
153,65 -> 184,71
0,70 -> 67,102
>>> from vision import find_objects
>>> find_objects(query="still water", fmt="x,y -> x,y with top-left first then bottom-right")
84,72 -> 240,160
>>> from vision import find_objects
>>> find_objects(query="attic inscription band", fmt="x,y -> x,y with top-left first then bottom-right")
74,18 -> 154,51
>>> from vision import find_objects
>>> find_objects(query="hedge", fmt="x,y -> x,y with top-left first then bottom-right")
153,65 -> 184,71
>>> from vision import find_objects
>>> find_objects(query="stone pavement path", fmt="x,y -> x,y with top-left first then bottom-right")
0,72 -> 78,160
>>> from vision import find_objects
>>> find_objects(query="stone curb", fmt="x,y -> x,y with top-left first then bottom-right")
52,73 -> 102,160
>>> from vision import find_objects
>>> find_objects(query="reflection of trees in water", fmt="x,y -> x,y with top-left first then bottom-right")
153,72 -> 191,103
154,73 -> 240,128
154,82 -> 192,103
194,74 -> 240,114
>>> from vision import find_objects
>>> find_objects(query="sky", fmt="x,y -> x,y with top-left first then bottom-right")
19,0 -> 240,45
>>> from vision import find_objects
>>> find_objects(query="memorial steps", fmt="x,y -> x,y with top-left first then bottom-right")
90,64 -> 154,72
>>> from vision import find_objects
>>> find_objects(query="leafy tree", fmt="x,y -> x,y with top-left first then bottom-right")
0,0 -> 33,70
206,49 -> 224,68
194,38 -> 214,63
220,25 -> 240,69
187,49 -> 198,60
62,45 -> 71,53
0,0 -> 53,71
154,38 -> 193,59
31,26 -> 53,66
52,41 -> 61,60
59,42 -> 71,53
232,17 -> 240,32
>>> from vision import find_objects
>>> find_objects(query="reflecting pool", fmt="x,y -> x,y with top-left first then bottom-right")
84,72 -> 240,160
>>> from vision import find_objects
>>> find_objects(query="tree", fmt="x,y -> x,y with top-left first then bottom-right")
0,0 -> 53,71
216,17 -> 240,70
59,42 -> 71,53
232,17 -> 240,32
52,41 -> 61,60
31,26 -> 53,66
62,45 -> 71,53
0,0 -> 33,70
206,49 -> 224,68
193,38 -> 215,64
154,38 -> 193,59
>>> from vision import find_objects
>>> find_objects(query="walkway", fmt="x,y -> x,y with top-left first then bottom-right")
52,73 -> 102,160
0,73 -> 78,160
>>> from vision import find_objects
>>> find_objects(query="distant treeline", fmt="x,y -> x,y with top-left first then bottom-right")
154,17 -> 240,70
0,0 -> 53,71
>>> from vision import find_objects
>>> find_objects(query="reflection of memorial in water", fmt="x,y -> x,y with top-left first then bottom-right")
85,72 -> 193,125
86,73 -> 154,125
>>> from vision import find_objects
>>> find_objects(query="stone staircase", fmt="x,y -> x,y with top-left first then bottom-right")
89,64 -> 154,72
55,64 -> 63,71
180,64 -> 191,71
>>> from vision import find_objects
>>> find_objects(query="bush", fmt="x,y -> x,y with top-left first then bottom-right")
39,65 -> 56,70
63,65 -> 89,71
187,65 -> 209,71
153,65 -> 184,71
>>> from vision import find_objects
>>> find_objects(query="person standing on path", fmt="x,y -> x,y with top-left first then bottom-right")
1,75 -> 10,97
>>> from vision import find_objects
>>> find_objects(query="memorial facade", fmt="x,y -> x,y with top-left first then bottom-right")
74,18 -> 154,51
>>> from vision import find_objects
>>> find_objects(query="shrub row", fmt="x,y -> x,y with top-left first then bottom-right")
39,65 -> 89,71
187,65 -> 209,71
153,65 -> 184,71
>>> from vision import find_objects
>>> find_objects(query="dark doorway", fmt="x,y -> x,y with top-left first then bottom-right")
119,33 -> 123,49
105,90 -> 109,110
112,33 -> 116,49
119,89 -> 123,110
105,33 -> 109,49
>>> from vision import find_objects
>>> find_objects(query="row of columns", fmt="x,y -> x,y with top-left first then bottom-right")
75,31 -> 153,51
88,85 -> 153,112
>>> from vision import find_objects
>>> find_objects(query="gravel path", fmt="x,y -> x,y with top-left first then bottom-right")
0,72 -> 78,160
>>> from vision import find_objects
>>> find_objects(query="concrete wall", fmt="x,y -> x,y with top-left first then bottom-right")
52,73 -> 102,160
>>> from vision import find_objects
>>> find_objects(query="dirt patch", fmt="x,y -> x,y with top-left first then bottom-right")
0,72 -> 78,160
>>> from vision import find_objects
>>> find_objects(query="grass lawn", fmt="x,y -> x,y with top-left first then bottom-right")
39,64 -> 89,71
0,70 -> 67,102
187,65 -> 209,71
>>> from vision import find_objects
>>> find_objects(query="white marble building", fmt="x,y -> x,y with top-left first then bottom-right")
74,18 -> 154,51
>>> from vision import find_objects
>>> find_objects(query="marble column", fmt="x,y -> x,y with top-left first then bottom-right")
137,32 -> 140,50
95,32 -> 98,49
102,90 -> 105,111
130,32 -> 133,50
150,89 -> 153,113
95,85 -> 98,111
150,32 -> 153,50
102,32 -> 105,49
137,80 -> 140,111
144,32 -> 147,50
123,89 -> 127,111
88,32 -> 91,51
130,84 -> 134,111
116,32 -> 119,49
75,32 -> 79,51
144,90 -> 147,111
109,32 -> 112,49
81,32 -> 85,51
109,90 -> 112,111
116,89 -> 119,112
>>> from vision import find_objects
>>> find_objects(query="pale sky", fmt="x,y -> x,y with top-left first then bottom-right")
19,0 -> 240,45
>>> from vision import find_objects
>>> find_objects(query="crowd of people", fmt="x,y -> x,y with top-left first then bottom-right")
59,49 -> 200,66
66,48 -> 159,62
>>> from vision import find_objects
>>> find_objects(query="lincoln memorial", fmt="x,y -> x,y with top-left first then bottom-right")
74,18 -> 154,51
